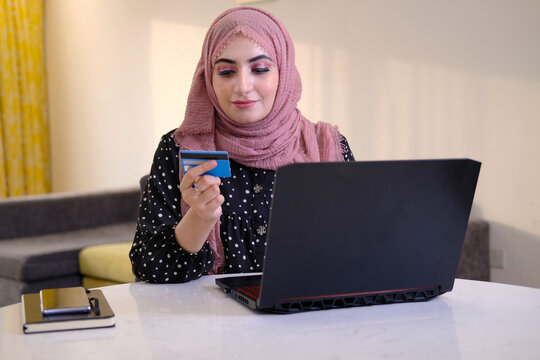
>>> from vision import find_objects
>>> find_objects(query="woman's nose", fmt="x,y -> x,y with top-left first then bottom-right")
235,69 -> 253,94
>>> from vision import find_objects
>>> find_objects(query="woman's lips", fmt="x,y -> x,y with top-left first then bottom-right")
232,100 -> 257,109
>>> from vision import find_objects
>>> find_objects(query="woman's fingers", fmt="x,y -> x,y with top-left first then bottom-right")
179,160 -> 223,221
193,183 -> 221,204
179,160 -> 218,193
188,184 -> 223,220
191,174 -> 221,193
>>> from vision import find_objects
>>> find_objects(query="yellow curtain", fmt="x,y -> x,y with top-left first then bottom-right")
0,0 -> 50,198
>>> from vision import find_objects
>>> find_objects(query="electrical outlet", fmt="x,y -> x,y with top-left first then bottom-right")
490,249 -> 504,269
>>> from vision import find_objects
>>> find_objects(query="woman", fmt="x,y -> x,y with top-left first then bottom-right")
129,7 -> 355,282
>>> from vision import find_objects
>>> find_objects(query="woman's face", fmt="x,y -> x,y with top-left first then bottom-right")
212,35 -> 279,125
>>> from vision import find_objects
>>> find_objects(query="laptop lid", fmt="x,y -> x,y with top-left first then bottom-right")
253,159 -> 480,310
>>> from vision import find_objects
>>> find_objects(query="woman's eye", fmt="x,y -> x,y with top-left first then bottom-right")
252,67 -> 270,73
217,69 -> 234,76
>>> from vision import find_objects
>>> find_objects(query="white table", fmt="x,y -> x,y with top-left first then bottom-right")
1,277 -> 539,359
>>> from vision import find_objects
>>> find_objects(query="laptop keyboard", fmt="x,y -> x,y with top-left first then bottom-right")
237,285 -> 261,300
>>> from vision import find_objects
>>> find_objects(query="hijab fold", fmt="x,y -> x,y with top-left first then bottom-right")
174,7 -> 344,274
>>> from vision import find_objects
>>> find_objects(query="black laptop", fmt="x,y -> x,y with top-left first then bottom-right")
216,159 -> 481,313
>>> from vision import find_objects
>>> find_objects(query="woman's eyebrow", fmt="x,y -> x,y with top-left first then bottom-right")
215,58 -> 235,65
214,55 -> 273,65
248,55 -> 272,63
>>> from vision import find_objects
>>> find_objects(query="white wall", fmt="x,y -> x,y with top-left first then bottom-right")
44,0 -> 540,288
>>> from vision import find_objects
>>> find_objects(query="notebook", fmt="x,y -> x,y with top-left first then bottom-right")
22,287 -> 115,334
216,159 -> 481,313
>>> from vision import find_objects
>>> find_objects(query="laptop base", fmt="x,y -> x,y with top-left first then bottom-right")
272,286 -> 441,313
216,275 -> 441,314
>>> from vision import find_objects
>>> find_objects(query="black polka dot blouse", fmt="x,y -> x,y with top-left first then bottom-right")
129,129 -> 355,283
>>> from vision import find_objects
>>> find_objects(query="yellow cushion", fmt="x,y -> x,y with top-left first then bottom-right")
82,276 -> 122,289
79,242 -> 135,285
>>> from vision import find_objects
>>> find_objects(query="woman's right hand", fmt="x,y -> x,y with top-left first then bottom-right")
175,160 -> 225,254
179,160 -> 225,224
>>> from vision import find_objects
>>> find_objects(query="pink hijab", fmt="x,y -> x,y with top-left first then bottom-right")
174,7 -> 344,274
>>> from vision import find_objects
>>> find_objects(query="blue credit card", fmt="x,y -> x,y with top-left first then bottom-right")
180,150 -> 231,178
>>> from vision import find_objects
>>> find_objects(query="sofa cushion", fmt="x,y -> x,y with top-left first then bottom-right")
82,276 -> 122,289
0,222 -> 136,282
0,188 -> 139,240
79,242 -> 135,284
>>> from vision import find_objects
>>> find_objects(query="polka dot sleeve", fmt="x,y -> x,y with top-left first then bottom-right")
341,136 -> 355,162
129,131 -> 214,283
